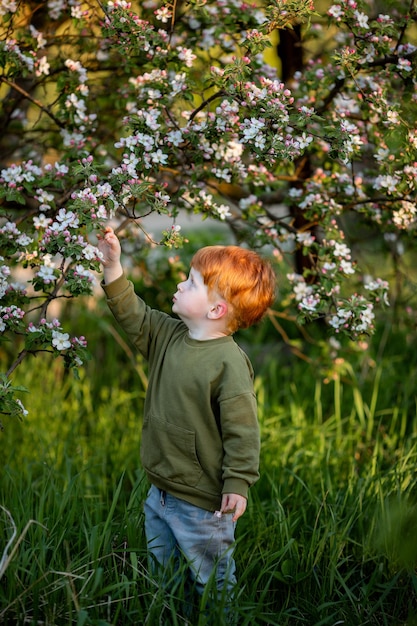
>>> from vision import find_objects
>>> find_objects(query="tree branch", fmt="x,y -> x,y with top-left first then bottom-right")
0,76 -> 65,129
189,90 -> 226,121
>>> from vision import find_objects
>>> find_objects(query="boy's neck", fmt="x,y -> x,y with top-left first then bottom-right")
184,317 -> 230,341
187,327 -> 230,341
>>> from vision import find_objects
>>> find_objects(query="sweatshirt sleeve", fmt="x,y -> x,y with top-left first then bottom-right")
101,273 -> 171,359
219,388 -> 260,499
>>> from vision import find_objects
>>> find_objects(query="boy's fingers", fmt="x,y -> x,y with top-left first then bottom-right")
232,500 -> 247,521
97,226 -> 113,238
220,494 -> 247,521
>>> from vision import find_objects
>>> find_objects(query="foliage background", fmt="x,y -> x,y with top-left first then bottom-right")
1,0 -> 417,623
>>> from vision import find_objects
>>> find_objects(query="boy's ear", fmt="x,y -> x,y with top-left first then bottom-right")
208,300 -> 228,320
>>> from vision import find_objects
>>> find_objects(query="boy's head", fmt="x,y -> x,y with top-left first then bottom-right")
191,245 -> 276,333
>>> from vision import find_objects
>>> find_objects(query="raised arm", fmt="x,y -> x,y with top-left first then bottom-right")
97,226 -> 124,285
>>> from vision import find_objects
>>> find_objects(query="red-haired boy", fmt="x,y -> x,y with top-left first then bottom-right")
98,226 -> 276,617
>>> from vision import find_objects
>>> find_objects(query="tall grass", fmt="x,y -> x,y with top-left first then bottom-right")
2,327 -> 417,624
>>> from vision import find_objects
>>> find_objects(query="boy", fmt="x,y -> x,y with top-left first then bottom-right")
98,226 -> 276,615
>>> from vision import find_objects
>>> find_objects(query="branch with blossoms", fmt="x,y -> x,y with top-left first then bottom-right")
0,0 -> 416,423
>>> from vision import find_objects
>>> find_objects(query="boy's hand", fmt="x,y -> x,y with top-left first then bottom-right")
220,493 -> 247,522
97,226 -> 121,264
97,226 -> 123,284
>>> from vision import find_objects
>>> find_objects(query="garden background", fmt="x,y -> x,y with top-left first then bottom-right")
1,1 -> 417,624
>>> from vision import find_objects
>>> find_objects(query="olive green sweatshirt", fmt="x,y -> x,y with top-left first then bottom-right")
103,274 -> 260,512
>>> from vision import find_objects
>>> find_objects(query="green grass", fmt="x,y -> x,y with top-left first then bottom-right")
2,323 -> 417,624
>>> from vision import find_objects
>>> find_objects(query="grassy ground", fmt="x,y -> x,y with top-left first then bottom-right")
1,300 -> 417,624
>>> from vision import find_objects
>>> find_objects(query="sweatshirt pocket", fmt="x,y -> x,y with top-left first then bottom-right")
141,413 -> 203,486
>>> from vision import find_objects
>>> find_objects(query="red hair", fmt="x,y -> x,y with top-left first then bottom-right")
191,245 -> 276,332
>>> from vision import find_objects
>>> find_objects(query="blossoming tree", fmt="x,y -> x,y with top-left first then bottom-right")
0,0 -> 415,420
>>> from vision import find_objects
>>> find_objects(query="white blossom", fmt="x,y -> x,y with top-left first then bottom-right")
36,56 -> 50,76
37,265 -> 56,283
0,1 -> 18,17
354,11 -> 369,29
52,330 -> 71,350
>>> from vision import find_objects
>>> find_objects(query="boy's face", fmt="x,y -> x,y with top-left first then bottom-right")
172,267 -> 216,324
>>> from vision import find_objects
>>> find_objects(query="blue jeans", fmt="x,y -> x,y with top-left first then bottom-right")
144,485 -> 237,601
